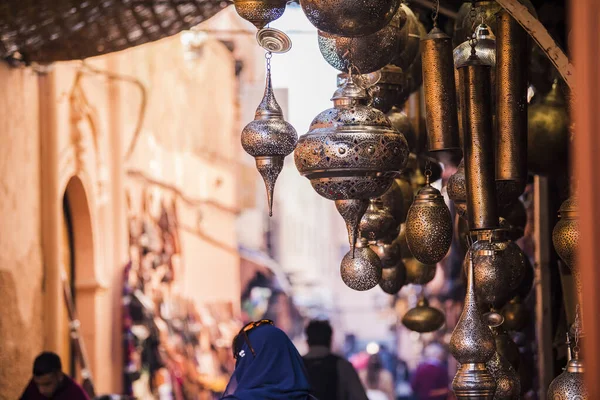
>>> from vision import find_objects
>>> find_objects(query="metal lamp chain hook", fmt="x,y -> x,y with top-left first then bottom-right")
265,51 -> 272,72
573,304 -> 581,355
424,160 -> 432,185
432,0 -> 440,27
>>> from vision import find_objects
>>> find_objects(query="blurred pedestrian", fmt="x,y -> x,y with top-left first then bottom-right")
222,320 -> 312,400
411,343 -> 449,400
303,320 -> 368,400
19,352 -> 90,400
359,354 -> 395,400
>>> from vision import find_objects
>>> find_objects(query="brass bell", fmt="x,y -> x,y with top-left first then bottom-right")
528,81 -> 570,176
547,349 -> 589,399
340,238 -> 383,291
317,7 -> 406,74
241,67 -> 298,217
233,0 -> 288,30
501,297 -> 529,332
552,195 -> 578,269
450,253 -> 497,399
421,26 -> 460,152
379,261 -> 407,295
484,313 -> 521,399
405,178 -> 453,265
300,0 -> 400,37
361,199 -> 397,243
402,296 -> 445,333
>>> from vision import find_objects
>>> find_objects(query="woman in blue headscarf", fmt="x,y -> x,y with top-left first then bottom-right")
222,320 -> 313,400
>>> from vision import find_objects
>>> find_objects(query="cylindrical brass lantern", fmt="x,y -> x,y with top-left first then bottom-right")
233,0 -> 288,29
421,27 -> 460,152
405,181 -> 453,265
495,11 -> 528,195
458,53 -> 499,230
450,254 -> 497,399
402,296 -> 445,333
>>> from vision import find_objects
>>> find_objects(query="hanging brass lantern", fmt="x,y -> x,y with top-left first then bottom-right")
405,178 -> 453,265
392,6 -> 422,71
370,240 -> 401,268
372,65 -> 407,113
501,296 -> 529,332
388,107 -> 416,152
379,178 -> 405,226
360,198 -> 397,243
317,7 -> 406,74
547,349 -> 589,400
379,261 -> 407,295
485,313 -> 521,399
402,296 -> 445,333
448,159 -> 468,219
300,0 -> 400,37
495,11 -> 529,195
450,253 -> 497,399
295,75 -> 409,250
422,26 -> 460,152
242,66 -> 298,217
454,23 -> 496,70
528,81 -> 570,176
552,195 -> 578,270
233,0 -> 288,30
340,238 -> 383,291
452,1 -> 536,49
404,257 -> 437,285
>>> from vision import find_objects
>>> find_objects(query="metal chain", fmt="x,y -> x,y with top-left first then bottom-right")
573,304 -> 581,356
265,51 -> 272,72
432,0 -> 440,27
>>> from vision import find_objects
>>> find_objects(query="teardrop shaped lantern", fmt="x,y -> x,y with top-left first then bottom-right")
405,176 -> 453,265
295,75 -> 409,250
340,238 -> 383,291
242,66 -> 298,217
336,199 -> 369,255
234,0 -> 288,29
402,296 -> 445,333
552,195 -> 579,269
547,349 -> 589,400
318,7 -> 406,74
450,253 -> 497,399
485,313 -> 521,399
300,0 -> 401,37
360,198 -> 397,243
379,261 -> 407,295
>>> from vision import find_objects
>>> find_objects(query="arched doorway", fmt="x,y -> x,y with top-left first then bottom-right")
61,176 -> 96,380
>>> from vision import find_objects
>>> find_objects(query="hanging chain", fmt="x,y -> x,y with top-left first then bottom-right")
573,304 -> 581,356
265,51 -> 272,73
468,0 -> 479,54
431,0 -> 440,27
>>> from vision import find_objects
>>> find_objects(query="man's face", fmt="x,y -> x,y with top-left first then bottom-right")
33,372 -> 61,398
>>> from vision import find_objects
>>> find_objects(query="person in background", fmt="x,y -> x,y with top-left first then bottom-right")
303,320 -> 369,400
222,320 -> 311,400
410,343 -> 449,400
19,352 -> 90,400
359,354 -> 395,400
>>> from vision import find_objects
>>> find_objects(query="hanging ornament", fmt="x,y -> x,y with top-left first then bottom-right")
448,159 -> 468,219
454,23 -> 496,70
392,6 -> 423,71
318,6 -> 406,74
484,313 -> 521,399
421,1 -> 460,152
495,11 -> 528,199
402,296 -> 445,333
295,73 -> 409,253
405,170 -> 453,265
336,199 -> 369,255
553,195 -> 579,270
340,238 -> 383,291
388,107 -> 416,152
379,261 -> 407,295
501,296 -> 530,332
241,52 -> 297,217
371,240 -> 402,268
547,324 -> 589,400
256,27 -> 292,53
528,81 -> 570,176
450,253 -> 497,399
371,65 -> 408,113
457,44 -> 499,230
300,0 -> 400,37
233,0 -> 288,30
360,198 -> 397,243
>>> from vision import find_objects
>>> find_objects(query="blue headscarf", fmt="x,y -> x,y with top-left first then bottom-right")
222,324 -> 312,400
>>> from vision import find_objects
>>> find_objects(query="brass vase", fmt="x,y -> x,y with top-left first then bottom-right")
450,254 -> 496,399
233,0 -> 288,29
402,296 -> 445,333
241,67 -> 298,217
528,81 -> 570,176
422,27 -> 460,152
485,313 -> 521,399
552,195 -> 578,270
340,238 -> 383,291
547,350 -> 589,400
379,260 -> 407,295
405,181 -> 453,265
300,0 -> 401,37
